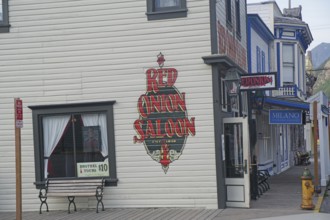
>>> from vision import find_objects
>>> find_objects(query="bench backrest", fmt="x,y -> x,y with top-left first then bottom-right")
46,178 -> 104,195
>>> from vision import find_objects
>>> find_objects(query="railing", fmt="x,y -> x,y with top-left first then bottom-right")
270,85 -> 307,100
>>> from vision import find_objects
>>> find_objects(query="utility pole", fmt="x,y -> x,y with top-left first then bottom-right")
312,101 -> 320,192
289,0 -> 291,9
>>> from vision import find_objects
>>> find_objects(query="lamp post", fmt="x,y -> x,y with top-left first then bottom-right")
223,68 -> 241,109
252,90 -> 265,113
224,68 -> 241,97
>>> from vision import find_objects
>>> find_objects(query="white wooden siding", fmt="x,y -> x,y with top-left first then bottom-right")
247,3 -> 275,35
0,0 -> 218,211
250,28 -> 270,73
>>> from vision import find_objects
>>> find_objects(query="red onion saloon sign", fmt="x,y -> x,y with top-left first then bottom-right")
133,53 -> 196,173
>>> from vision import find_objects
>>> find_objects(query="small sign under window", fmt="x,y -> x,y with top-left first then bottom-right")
77,160 -> 109,177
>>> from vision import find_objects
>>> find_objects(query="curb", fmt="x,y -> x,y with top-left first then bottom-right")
314,195 -> 323,212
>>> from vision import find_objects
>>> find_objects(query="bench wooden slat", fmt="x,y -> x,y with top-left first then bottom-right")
48,180 -> 103,184
48,189 -> 97,194
48,192 -> 96,197
48,187 -> 97,190
48,185 -> 101,189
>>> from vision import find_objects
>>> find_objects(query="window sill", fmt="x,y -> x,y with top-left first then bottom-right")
0,24 -> 10,33
146,8 -> 188,21
105,177 -> 118,186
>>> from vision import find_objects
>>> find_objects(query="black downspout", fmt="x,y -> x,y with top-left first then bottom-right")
245,0 -> 258,201
209,0 -> 226,209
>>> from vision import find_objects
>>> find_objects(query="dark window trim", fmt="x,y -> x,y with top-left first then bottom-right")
0,0 -> 10,33
221,78 -> 228,112
146,0 -> 187,21
235,0 -> 241,40
29,101 -> 118,188
226,0 -> 232,28
262,51 -> 265,72
257,46 -> 261,73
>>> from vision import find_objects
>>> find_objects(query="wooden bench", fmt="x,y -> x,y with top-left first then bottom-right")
39,178 -> 105,214
294,151 -> 310,166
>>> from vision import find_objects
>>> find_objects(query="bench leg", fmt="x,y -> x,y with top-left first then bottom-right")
39,197 -> 49,214
39,188 -> 49,214
67,196 -> 76,214
95,194 -> 104,213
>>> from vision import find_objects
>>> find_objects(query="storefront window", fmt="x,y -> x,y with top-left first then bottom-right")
29,101 -> 117,187
43,113 -> 108,178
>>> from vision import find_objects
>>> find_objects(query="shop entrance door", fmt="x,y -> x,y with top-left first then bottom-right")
223,117 -> 250,208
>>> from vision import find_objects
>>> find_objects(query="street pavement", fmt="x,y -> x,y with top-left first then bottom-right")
320,183 -> 330,213
0,163 -> 329,219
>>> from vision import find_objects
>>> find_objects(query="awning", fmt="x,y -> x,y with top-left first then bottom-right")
264,97 -> 309,110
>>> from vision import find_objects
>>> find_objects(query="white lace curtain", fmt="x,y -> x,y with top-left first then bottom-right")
43,115 -> 70,178
81,113 -> 108,158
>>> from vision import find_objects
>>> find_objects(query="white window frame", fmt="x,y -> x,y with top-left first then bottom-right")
282,44 -> 295,84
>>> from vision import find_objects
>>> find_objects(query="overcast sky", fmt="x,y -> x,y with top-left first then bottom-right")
247,0 -> 330,51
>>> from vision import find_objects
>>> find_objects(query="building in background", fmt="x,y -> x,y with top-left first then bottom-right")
246,13 -> 275,174
247,1 -> 313,174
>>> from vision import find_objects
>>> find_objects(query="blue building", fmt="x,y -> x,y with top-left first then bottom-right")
247,2 -> 313,174
247,13 -> 275,174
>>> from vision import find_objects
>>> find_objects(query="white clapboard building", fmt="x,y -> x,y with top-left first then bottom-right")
0,0 -> 251,211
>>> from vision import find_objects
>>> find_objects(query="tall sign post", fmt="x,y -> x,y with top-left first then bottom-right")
328,103 -> 330,175
312,101 -> 319,192
329,112 -> 330,169
15,98 -> 23,220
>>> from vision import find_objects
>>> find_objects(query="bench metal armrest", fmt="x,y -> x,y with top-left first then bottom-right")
39,188 -> 47,198
95,178 -> 105,196
96,186 -> 103,196
39,179 -> 49,198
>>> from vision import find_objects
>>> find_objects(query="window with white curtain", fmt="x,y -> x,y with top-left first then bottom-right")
29,101 -> 117,188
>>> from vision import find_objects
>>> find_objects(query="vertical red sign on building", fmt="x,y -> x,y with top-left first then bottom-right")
15,99 -> 23,128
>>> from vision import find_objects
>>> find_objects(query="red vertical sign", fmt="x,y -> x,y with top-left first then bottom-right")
16,99 -> 23,128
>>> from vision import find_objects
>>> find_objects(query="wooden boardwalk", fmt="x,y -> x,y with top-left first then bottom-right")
0,208 -> 223,220
0,163 -> 327,220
